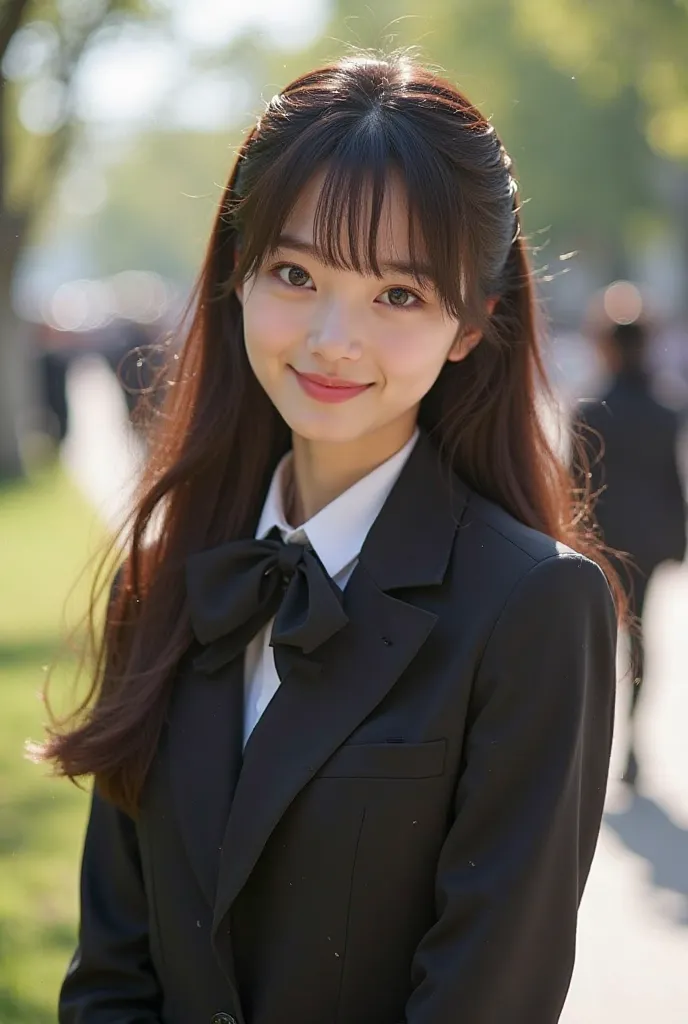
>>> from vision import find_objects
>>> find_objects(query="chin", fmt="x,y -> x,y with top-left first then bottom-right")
282,411 -> 371,445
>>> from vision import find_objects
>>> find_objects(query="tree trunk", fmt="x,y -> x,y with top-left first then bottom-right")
0,300 -> 28,479
0,205 -> 32,479
0,0 -> 139,479
0,1 -> 31,478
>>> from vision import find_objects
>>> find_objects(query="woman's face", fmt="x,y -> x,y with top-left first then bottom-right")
238,171 -> 480,452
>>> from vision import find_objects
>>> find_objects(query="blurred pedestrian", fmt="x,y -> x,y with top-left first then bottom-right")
35,322 -> 72,443
573,297 -> 686,787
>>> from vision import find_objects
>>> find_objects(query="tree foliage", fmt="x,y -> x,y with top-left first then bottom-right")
1,0 -> 150,249
512,0 -> 688,161
0,0 -> 153,477
87,129 -> 234,281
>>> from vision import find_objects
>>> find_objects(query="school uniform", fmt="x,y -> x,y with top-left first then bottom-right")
60,431 -> 617,1024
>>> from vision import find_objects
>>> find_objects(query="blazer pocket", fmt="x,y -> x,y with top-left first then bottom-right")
318,739 -> 446,779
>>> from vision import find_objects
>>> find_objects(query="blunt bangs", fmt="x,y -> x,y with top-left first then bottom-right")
230,111 -> 479,321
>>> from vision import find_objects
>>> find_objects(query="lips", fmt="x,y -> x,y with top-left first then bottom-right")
290,367 -> 373,404
298,371 -> 368,388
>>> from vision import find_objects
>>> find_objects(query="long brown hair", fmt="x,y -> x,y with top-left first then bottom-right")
35,52 -> 622,815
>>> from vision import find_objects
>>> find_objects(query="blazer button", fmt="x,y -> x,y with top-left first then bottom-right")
211,1015 -> 237,1024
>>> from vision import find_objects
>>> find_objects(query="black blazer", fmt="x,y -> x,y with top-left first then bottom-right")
60,435 -> 617,1024
574,370 -> 686,578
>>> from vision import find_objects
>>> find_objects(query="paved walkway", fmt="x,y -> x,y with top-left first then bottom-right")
62,356 -> 688,1022
562,560 -> 688,1023
61,354 -> 146,532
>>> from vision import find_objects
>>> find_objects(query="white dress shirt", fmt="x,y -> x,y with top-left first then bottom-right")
243,429 -> 419,746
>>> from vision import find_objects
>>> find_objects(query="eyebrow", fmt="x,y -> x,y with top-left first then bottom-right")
273,233 -> 433,282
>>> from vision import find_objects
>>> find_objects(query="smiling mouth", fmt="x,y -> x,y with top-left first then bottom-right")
295,370 -> 370,388
289,367 -> 373,403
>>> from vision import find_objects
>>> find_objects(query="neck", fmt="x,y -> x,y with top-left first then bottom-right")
616,362 -> 647,384
289,416 -> 417,525
619,361 -> 645,374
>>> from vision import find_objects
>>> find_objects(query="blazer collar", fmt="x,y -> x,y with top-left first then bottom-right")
359,430 -> 468,591
170,431 -> 468,938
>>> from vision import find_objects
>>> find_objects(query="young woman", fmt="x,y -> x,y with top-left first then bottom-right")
40,52 -> 620,1024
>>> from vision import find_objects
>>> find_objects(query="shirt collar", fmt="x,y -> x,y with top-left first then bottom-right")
255,429 -> 420,580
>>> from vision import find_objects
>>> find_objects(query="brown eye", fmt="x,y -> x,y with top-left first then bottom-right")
383,287 -> 416,308
277,264 -> 312,288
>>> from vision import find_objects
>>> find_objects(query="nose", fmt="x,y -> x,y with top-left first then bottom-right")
307,300 -> 362,363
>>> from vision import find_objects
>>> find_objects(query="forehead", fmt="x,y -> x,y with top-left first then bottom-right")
281,167 -> 418,264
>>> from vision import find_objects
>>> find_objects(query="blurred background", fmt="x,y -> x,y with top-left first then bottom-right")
1,1 -> 687,1021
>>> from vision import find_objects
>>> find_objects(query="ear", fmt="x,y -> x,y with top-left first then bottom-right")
447,295 -> 500,363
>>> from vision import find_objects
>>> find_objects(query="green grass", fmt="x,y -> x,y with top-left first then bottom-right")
0,466 -> 107,1023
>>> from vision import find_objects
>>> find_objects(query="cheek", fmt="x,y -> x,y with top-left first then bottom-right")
243,286 -> 300,361
376,320 -> 456,387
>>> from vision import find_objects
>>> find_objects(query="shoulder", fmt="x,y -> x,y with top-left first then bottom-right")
572,397 -> 611,430
650,394 -> 684,427
452,488 -> 613,621
452,493 -> 617,706
573,396 -> 604,419
458,487 -> 574,569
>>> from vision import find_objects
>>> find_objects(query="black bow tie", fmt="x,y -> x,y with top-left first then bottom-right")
186,529 -> 349,677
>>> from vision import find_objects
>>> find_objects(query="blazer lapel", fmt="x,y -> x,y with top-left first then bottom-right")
211,433 -> 467,936
212,571 -> 438,934
167,648 -> 244,908
359,431 -> 469,590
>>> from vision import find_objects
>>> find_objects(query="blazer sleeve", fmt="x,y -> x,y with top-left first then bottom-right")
59,788 -> 163,1023
404,553 -> 617,1024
